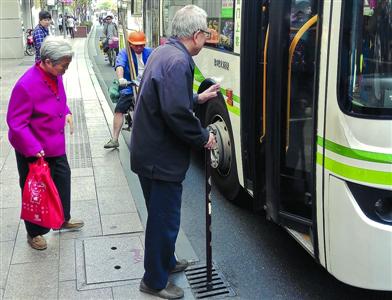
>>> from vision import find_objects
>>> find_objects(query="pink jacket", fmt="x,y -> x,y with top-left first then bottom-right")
7,65 -> 71,157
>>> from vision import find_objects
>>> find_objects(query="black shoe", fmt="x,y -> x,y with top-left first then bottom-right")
170,259 -> 189,274
139,280 -> 184,299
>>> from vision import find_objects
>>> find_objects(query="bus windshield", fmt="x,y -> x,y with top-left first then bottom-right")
340,0 -> 392,118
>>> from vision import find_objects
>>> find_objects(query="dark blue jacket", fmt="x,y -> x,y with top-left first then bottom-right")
115,47 -> 153,95
130,38 -> 209,182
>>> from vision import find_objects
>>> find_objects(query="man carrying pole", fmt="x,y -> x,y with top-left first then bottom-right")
104,31 -> 152,149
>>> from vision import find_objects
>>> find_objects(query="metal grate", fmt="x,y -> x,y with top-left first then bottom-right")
66,98 -> 92,168
185,263 -> 236,299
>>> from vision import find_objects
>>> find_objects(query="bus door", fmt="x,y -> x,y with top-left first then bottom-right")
265,0 -> 320,252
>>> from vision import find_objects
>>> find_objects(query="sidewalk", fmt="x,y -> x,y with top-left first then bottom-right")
0,36 -> 193,299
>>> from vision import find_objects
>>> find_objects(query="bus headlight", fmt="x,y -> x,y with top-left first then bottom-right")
347,181 -> 392,225
374,197 -> 392,223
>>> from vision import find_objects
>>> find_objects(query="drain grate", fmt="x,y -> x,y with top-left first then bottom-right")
185,263 -> 235,299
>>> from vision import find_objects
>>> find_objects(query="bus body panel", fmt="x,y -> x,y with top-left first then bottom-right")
328,176 -> 392,290
321,0 -> 392,289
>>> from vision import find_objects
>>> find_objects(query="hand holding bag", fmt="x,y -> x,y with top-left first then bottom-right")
21,157 -> 64,229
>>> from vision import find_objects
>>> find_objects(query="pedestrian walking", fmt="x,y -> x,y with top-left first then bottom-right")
104,31 -> 152,149
58,14 -> 63,34
66,16 -> 75,38
130,5 -> 219,299
33,10 -> 51,62
6,36 -> 84,251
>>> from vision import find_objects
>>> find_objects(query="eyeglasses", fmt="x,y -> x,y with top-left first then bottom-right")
197,29 -> 211,39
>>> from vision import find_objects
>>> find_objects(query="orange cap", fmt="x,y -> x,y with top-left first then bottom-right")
128,31 -> 146,45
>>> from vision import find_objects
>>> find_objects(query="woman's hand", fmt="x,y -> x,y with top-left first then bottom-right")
35,150 -> 45,158
66,114 -> 74,135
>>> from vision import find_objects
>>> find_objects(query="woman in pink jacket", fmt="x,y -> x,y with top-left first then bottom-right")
7,36 -> 84,250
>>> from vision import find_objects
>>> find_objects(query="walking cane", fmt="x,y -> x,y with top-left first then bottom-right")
205,125 -> 217,290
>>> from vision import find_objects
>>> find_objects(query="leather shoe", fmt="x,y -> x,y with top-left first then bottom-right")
61,218 -> 84,229
139,280 -> 184,299
170,259 -> 189,274
27,234 -> 47,250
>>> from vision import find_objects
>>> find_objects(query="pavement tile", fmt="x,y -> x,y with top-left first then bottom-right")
60,200 -> 102,240
94,167 -> 128,188
92,156 -> 121,167
3,261 -> 59,299
59,239 -> 76,281
112,284 -> 195,300
0,183 -> 20,209
71,167 -> 94,178
98,196 -> 137,216
0,241 -> 14,288
0,208 -> 20,242
112,283 -> 159,300
71,176 -> 97,201
101,213 -> 143,235
12,230 -> 59,264
59,280 -> 113,300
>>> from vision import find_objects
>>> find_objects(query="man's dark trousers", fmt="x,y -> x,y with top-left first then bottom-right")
138,176 -> 182,290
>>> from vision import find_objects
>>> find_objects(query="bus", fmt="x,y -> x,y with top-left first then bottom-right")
139,0 -> 392,291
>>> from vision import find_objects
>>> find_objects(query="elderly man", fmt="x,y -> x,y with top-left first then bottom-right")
7,36 -> 84,251
130,5 -> 219,299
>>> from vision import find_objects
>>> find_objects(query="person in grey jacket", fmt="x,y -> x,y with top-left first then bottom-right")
130,4 -> 219,299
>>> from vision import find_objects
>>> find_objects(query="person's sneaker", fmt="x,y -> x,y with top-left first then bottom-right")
61,218 -> 84,230
170,259 -> 189,274
27,234 -> 47,250
139,280 -> 184,299
104,139 -> 119,149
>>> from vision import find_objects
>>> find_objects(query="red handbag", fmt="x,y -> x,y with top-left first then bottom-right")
21,157 -> 64,229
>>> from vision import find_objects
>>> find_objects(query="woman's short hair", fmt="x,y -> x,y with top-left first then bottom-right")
40,36 -> 73,65
171,5 -> 208,39
39,11 -> 51,21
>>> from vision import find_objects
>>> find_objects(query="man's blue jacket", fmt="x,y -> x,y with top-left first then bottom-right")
130,37 -> 209,182
115,47 -> 153,95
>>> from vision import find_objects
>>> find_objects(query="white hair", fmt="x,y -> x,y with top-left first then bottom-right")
171,5 -> 208,39
40,36 -> 73,65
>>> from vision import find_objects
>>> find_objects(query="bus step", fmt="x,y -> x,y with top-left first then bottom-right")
185,262 -> 236,299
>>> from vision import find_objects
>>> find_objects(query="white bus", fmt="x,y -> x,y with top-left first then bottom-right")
141,0 -> 392,291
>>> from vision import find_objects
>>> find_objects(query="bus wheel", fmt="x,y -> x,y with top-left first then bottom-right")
203,94 -> 240,201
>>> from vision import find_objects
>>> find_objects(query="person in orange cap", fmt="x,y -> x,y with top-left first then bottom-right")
104,31 -> 153,149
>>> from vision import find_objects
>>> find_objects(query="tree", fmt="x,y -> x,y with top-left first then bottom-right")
70,0 -> 92,22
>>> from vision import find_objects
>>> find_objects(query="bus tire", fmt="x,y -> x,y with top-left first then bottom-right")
198,81 -> 240,201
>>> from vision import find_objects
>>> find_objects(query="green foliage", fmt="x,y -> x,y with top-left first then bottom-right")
98,1 -> 112,11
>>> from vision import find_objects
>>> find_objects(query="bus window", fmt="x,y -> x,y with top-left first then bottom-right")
340,0 -> 392,118
161,0 -> 235,51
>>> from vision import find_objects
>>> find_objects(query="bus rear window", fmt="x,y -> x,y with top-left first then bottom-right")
162,0 -> 235,52
339,0 -> 392,118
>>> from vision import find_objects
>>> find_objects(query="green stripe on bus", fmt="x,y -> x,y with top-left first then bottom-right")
316,153 -> 392,186
227,104 -> 240,116
317,136 -> 392,164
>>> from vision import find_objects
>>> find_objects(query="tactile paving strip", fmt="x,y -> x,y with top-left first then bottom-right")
66,98 -> 92,168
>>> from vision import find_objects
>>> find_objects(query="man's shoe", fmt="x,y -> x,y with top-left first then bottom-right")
104,139 -> 119,149
62,218 -> 84,230
139,280 -> 184,299
27,234 -> 47,250
170,259 -> 189,274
